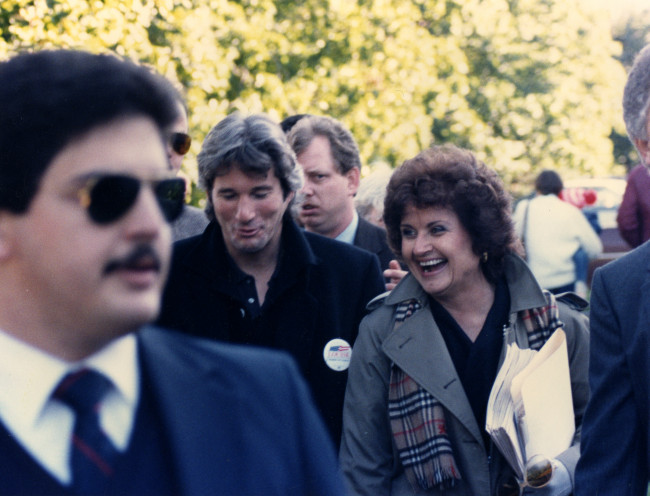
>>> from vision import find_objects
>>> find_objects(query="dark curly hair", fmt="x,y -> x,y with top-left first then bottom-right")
383,144 -> 517,284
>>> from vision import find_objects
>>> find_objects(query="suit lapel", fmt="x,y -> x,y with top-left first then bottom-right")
354,217 -> 379,252
137,329 -> 245,495
382,307 -> 485,446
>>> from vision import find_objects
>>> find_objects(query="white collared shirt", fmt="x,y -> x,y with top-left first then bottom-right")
0,330 -> 139,484
335,210 -> 359,245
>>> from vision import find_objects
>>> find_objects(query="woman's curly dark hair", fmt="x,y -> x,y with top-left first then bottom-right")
383,144 -> 517,284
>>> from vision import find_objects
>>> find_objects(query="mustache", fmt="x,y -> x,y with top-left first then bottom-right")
104,244 -> 162,275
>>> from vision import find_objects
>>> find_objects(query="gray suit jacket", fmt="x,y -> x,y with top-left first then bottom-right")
576,242 -> 650,495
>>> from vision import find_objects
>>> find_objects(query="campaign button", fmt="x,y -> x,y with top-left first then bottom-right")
323,338 -> 352,371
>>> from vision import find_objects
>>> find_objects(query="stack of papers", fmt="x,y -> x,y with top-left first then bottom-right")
486,329 -> 574,479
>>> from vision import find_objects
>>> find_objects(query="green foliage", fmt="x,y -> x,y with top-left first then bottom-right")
610,9 -> 650,172
0,0 -> 629,202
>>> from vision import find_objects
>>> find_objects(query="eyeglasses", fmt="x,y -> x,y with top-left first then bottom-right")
170,132 -> 191,155
75,173 -> 186,225
496,455 -> 553,496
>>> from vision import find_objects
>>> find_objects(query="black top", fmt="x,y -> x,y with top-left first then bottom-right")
429,277 -> 510,447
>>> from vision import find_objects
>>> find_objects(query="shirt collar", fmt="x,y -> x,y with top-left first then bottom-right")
0,329 -> 138,433
335,210 -> 359,245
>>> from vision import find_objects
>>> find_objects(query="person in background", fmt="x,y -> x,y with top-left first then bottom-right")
512,170 -> 602,295
617,162 -> 650,248
575,44 -> 650,496
355,161 -> 408,290
280,113 -> 311,134
559,186 -> 601,298
157,112 -> 385,447
0,49 -> 344,496
287,115 -> 395,273
167,98 -> 209,241
559,186 -> 600,235
340,145 -> 589,496
355,162 -> 393,229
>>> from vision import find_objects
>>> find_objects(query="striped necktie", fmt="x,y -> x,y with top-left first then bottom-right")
53,368 -> 119,494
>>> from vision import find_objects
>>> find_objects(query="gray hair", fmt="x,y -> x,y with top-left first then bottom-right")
198,112 -> 303,220
287,115 -> 361,174
624,44 -> 650,161
355,163 -> 393,221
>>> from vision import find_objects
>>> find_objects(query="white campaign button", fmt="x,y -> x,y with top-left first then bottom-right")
323,338 -> 352,371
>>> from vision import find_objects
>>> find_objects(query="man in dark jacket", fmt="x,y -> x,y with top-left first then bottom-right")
157,112 -> 386,447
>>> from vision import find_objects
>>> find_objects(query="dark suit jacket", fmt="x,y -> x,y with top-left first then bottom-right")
157,217 -> 386,446
138,326 -> 345,496
575,242 -> 650,495
353,217 -> 394,272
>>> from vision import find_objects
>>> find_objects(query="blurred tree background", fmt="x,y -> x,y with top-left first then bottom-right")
0,0 -> 646,203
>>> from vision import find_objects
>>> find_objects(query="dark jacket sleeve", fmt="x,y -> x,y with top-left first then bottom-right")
359,251 -> 388,314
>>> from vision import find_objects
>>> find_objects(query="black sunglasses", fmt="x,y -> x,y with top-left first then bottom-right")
170,132 -> 191,155
75,173 -> 186,225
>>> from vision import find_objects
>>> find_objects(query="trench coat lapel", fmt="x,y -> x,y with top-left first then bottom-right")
382,305 -> 485,446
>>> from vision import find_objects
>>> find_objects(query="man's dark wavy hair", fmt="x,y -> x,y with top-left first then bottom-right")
383,144 -> 517,284
0,49 -> 179,213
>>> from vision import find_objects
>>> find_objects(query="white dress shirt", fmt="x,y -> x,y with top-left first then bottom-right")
0,330 -> 139,484
335,210 -> 359,245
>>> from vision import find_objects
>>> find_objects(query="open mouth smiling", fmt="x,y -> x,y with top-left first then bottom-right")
419,259 -> 445,273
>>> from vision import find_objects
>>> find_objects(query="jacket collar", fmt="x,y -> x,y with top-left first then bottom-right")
502,253 -> 547,312
180,215 -> 318,288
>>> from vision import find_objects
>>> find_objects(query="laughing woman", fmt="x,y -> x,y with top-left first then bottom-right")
339,145 -> 589,496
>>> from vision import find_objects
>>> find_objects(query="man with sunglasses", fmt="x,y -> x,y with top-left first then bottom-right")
0,50 -> 344,495
166,98 -> 209,241
157,112 -> 386,449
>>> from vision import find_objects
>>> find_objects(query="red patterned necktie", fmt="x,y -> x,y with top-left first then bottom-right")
53,368 -> 119,494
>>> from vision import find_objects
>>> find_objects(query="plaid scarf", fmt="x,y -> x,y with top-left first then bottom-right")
388,290 -> 562,492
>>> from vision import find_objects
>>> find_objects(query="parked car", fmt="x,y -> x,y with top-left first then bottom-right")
563,177 -> 631,286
